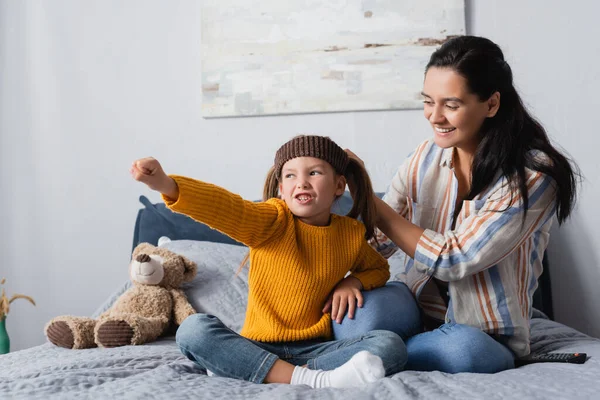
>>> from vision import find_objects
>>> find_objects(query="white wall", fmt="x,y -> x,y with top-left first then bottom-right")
1,0 -> 599,351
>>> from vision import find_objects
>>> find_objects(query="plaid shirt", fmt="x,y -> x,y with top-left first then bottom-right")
375,140 -> 557,357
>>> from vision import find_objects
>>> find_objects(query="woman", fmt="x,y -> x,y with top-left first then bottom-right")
334,35 -> 579,374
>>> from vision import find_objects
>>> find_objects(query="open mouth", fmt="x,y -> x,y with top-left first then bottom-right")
294,193 -> 313,204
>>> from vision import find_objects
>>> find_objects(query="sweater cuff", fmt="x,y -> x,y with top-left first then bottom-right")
161,175 -> 196,210
351,267 -> 390,291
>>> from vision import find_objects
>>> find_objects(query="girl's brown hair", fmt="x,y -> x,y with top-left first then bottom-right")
263,158 -> 377,240
237,145 -> 378,274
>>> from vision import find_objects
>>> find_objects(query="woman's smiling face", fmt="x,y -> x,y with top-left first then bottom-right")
422,67 -> 499,154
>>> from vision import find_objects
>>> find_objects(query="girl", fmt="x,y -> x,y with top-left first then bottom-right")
335,36 -> 579,374
130,135 -> 406,388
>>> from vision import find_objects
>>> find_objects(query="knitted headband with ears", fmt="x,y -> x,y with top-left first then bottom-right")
274,135 -> 349,177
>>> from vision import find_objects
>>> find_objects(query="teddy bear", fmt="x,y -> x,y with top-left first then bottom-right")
45,242 -> 197,349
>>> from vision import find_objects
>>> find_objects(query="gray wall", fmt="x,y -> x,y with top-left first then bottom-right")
1,0 -> 599,351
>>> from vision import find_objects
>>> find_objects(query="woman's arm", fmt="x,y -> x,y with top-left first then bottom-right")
404,171 -> 556,282
374,195 -> 424,259
347,147 -> 557,282
346,147 -> 416,258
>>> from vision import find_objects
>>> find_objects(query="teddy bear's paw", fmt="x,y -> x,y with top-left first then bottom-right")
46,321 -> 76,349
45,317 -> 97,349
96,320 -> 134,348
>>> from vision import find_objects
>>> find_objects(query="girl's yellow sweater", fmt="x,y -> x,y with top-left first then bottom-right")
163,175 -> 390,342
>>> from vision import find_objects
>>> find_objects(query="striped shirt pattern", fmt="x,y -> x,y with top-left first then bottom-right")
375,140 -> 557,357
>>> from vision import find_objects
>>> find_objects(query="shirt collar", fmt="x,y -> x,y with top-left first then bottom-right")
439,147 -> 455,168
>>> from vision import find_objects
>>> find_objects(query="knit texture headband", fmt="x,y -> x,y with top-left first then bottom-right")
274,135 -> 349,176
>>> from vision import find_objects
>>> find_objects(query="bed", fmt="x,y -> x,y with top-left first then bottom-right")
1,194 -> 599,400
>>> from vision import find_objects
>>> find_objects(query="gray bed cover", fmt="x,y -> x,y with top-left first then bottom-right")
2,241 -> 599,399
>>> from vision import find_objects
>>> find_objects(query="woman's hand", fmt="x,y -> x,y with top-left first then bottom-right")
130,157 -> 179,199
344,149 -> 366,168
322,276 -> 364,324
344,149 -> 366,199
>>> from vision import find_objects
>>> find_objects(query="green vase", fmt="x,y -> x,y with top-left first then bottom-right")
0,316 -> 9,354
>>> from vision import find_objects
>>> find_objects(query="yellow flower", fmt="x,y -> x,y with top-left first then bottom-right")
0,278 -> 36,319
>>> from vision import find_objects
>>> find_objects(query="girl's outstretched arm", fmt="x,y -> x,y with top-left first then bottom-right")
131,158 -> 285,248
163,175 -> 285,248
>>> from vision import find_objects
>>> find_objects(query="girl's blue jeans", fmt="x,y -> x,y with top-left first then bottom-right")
176,313 -> 407,383
332,281 -> 515,374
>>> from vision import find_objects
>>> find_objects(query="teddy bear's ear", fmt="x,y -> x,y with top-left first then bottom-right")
180,255 -> 197,282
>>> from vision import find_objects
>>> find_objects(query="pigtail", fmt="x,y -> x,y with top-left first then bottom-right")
236,166 -> 280,277
344,158 -> 377,241
262,165 -> 279,201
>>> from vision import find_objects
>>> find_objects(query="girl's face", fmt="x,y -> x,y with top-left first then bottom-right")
279,156 -> 346,226
422,67 -> 500,155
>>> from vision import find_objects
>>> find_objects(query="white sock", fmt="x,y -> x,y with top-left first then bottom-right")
290,351 -> 385,388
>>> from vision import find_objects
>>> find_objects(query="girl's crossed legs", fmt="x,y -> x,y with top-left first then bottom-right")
176,313 -> 407,385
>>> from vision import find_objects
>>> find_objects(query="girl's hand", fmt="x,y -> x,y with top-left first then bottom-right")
130,157 -> 179,199
322,276 -> 364,324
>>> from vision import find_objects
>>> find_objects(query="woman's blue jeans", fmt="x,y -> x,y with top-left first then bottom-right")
333,281 -> 515,374
176,313 -> 407,383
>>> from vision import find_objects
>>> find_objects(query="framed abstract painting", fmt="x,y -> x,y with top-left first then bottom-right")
201,0 -> 465,117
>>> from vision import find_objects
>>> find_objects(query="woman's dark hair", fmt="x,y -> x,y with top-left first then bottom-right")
426,35 -> 579,225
